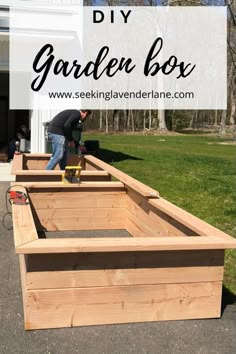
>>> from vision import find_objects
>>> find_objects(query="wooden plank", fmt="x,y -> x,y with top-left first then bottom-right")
15,170 -> 64,176
126,212 -> 161,238
24,282 -> 222,329
26,266 -> 224,290
25,159 -> 57,171
126,190 -> 194,237
85,160 -> 103,171
15,170 -> 111,177
35,208 -> 126,231
82,171 -> 110,177
22,154 -> 60,170
149,198 -> 232,239
12,204 -> 39,247
16,236 -> 236,254
29,191 -> 127,227
25,250 -> 225,272
11,181 -> 125,190
25,160 -> 52,170
84,155 -> 159,198
14,170 -> 111,182
11,186 -> 38,247
67,154 -> 84,167
15,153 -> 83,171
80,172 -> 111,181
36,207 -> 126,219
15,175 -> 62,182
22,154 -> 50,170
19,255 -> 27,319
14,170 -> 111,177
11,154 -> 23,174
29,192 -> 127,210
24,153 -> 52,158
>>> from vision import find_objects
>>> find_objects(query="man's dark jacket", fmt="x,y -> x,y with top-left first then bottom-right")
48,110 -> 82,141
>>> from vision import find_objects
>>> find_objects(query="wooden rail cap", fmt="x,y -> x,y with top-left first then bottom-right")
15,236 -> 236,254
84,155 -> 160,199
10,181 -> 125,190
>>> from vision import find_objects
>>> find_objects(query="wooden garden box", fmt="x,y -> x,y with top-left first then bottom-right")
11,153 -> 111,182
11,156 -> 236,330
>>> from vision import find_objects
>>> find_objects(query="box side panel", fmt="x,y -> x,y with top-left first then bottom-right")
15,175 -> 62,182
85,160 -> 103,171
18,255 -> 27,322
24,157 -> 57,170
25,250 -> 224,290
126,190 -> 198,237
28,190 -> 127,232
24,281 -> 222,330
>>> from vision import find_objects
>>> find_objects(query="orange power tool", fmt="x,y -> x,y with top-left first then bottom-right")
9,191 -> 28,205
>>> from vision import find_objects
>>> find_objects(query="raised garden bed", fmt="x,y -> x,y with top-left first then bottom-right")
11,156 -> 236,330
11,153 -> 111,182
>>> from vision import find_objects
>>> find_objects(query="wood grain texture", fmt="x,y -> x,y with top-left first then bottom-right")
126,212 -> 161,238
15,170 -> 64,176
14,170 -> 111,182
24,282 -> 222,329
35,208 -> 126,231
126,190 -> 196,237
15,175 -> 62,182
24,157 -> 57,170
24,153 -> 52,158
12,204 -> 38,247
19,255 -> 27,319
26,250 -> 224,291
11,154 -> 23,174
16,236 -> 236,254
26,266 -> 224,290
11,186 -> 38,247
84,155 -> 160,198
29,191 -> 126,210
11,181 -> 125,190
149,198 -> 232,239
85,160 -> 103,171
26,250 -> 224,272
22,153 -> 83,170
13,153 -> 85,171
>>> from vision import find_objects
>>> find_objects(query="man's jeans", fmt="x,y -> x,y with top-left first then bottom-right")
46,132 -> 67,170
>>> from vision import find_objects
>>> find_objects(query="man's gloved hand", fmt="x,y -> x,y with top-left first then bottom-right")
79,145 -> 87,154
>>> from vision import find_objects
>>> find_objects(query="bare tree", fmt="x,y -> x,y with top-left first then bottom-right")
99,110 -> 103,130
220,110 -> 227,134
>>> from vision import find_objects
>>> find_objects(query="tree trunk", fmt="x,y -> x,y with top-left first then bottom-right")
214,110 -> 218,127
230,88 -> 235,126
99,110 -> 103,130
127,110 -> 130,130
190,110 -> 199,129
123,110 -> 129,130
149,109 -> 152,130
105,110 -> 108,133
220,110 -> 227,135
131,110 -> 135,132
113,110 -> 120,131
158,110 -> 167,130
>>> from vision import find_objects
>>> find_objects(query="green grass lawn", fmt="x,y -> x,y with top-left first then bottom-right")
84,134 -> 236,296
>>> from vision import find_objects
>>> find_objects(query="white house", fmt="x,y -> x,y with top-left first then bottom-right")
0,0 -> 82,156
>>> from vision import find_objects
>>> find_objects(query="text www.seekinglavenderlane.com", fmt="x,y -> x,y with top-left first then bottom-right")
48,90 -> 194,101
